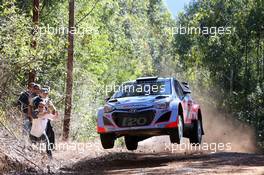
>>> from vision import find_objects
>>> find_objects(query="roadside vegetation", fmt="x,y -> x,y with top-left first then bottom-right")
0,0 -> 263,149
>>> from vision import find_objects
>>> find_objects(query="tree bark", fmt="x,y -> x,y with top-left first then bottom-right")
63,0 -> 75,140
29,0 -> 40,84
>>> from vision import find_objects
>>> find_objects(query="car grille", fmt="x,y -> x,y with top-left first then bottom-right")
112,110 -> 155,127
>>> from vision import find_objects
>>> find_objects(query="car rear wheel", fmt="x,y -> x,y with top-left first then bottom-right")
169,115 -> 183,144
189,119 -> 202,145
100,134 -> 115,149
125,136 -> 138,151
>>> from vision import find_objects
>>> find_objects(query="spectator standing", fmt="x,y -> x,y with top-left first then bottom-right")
32,87 -> 57,149
30,101 -> 58,157
28,84 -> 41,122
17,82 -> 35,134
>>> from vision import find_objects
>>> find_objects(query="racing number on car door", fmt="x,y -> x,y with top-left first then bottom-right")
174,80 -> 192,123
182,96 -> 192,123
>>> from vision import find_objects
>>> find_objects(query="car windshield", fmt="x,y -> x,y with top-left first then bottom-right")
112,80 -> 171,98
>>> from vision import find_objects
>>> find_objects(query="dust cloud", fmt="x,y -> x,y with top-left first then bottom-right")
201,101 -> 257,153
138,99 -> 257,154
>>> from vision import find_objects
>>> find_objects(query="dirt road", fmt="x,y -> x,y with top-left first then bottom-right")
1,132 -> 263,175
2,102 -> 263,175
60,151 -> 264,175
52,136 -> 264,175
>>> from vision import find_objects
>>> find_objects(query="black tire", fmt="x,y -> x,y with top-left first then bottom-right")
169,116 -> 183,144
125,136 -> 138,151
100,134 -> 115,149
189,119 -> 202,145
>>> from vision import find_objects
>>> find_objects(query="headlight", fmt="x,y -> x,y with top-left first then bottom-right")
104,104 -> 115,113
154,102 -> 170,109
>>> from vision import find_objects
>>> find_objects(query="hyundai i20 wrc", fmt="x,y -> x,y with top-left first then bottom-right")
97,77 -> 204,150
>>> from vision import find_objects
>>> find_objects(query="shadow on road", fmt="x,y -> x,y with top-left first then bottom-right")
60,152 -> 264,174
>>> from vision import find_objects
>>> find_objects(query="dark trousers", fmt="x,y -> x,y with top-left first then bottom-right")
30,133 -> 52,157
46,120 -> 55,150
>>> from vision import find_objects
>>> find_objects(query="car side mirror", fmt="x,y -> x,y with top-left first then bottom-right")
105,96 -> 110,102
181,81 -> 191,94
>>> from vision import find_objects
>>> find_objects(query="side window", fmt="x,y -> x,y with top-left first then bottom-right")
174,80 -> 184,99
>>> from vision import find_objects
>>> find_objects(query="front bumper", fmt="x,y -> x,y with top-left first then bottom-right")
97,127 -> 179,137
97,107 -> 179,136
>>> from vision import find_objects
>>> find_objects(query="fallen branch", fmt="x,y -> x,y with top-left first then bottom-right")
0,119 -> 18,140
13,148 -> 44,173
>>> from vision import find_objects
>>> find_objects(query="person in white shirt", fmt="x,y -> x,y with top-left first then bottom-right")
30,101 -> 58,157
31,87 -> 57,150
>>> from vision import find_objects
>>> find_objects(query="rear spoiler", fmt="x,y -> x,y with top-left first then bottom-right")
136,76 -> 158,82
181,81 -> 191,94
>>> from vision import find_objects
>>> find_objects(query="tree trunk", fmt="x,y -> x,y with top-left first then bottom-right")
63,0 -> 75,140
229,69 -> 233,96
29,0 -> 40,84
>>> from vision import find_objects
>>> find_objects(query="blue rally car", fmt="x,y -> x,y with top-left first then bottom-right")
97,77 -> 204,150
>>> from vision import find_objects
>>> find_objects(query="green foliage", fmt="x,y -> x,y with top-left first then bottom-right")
0,0 -> 263,149
0,0 -> 175,140
173,0 -> 264,148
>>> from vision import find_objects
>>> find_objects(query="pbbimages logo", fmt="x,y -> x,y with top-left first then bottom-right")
167,25 -> 235,37
164,142 -> 232,153
29,24 -> 99,36
104,83 -> 166,96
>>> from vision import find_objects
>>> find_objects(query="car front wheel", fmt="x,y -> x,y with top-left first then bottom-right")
100,134 -> 115,149
169,115 -> 183,144
125,136 -> 138,151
